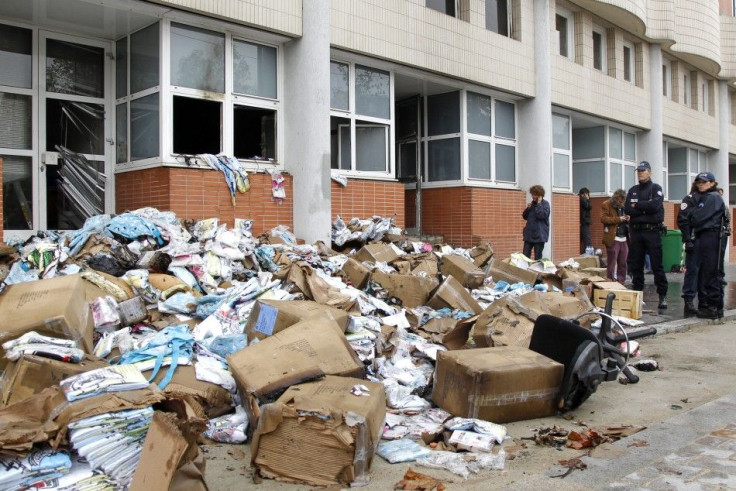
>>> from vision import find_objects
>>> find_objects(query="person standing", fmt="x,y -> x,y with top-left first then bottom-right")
579,187 -> 592,254
677,181 -> 699,316
600,189 -> 630,284
689,172 -> 729,319
625,161 -> 668,309
522,185 -> 550,260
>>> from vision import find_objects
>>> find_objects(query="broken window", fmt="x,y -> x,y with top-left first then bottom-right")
46,39 -> 104,98
330,61 -> 349,111
173,96 -> 221,155
170,23 -> 224,92
233,106 -> 275,160
46,100 -> 104,155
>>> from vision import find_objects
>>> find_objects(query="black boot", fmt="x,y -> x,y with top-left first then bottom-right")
658,295 -> 668,309
696,306 -> 719,319
684,300 -> 697,317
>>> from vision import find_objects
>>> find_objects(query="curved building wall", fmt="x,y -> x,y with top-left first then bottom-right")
645,0 -> 676,43
576,0 -> 647,37
663,99 -> 719,149
720,16 -> 736,79
331,0 -> 536,97
669,0 -> 721,74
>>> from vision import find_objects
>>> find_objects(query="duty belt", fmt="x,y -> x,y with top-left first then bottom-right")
630,223 -> 660,231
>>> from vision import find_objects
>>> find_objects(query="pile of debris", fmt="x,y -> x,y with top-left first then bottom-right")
0,209 -> 648,488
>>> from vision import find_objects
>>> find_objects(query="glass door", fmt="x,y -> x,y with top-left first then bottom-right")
39,32 -> 112,231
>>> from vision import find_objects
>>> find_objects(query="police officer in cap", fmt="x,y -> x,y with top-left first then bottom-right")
625,161 -> 668,309
689,171 -> 729,319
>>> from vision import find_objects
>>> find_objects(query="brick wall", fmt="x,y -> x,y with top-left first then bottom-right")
331,178 -> 405,227
551,193 -> 580,260
116,168 -> 293,236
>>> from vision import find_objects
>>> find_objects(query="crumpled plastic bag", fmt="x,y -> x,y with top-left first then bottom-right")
204,406 -> 248,443
415,449 -> 506,479
377,439 -> 432,463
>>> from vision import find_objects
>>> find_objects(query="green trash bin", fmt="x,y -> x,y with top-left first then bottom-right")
661,229 -> 683,273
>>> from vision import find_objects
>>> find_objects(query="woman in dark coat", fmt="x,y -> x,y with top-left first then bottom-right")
522,184 -> 550,260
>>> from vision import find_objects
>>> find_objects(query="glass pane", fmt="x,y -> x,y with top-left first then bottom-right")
46,99 -> 104,155
624,46 -> 632,81
624,164 -> 636,189
2,155 -> 33,230
486,0 -> 508,35
396,98 -> 419,139
572,127 -> 605,159
427,0 -> 455,16
46,39 -> 104,98
330,116 -> 349,169
495,100 -> 515,139
116,103 -> 127,164
340,124 -> 351,170
0,24 -> 32,88
233,106 -> 276,159
469,140 -> 491,179
233,40 -> 277,99
399,141 -> 417,180
573,159 -> 605,193
0,93 -> 31,149
495,143 -> 515,182
356,125 -> 387,172
610,162 -> 622,192
427,138 -> 460,181
131,23 -> 159,93
593,32 -> 602,70
428,91 -> 460,136
170,23 -> 224,93
131,93 -> 159,160
47,150 -> 105,230
467,92 -> 491,136
698,151 -> 706,172
624,132 -> 635,161
116,38 -> 127,99
355,65 -> 389,119
553,152 -> 569,188
556,15 -> 568,57
668,174 -> 687,202
668,147 -> 686,172
330,61 -> 349,111
552,113 -> 570,150
689,149 -> 698,174
609,127 -> 622,159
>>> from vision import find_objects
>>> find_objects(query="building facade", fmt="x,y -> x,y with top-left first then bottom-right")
1,0 -> 736,262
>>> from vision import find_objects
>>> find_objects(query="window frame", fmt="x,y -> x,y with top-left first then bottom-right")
683,71 -> 691,107
662,58 -> 672,99
702,79 -> 709,113
592,25 -> 606,72
623,40 -> 635,83
485,0 -> 511,37
552,112 -> 572,192
555,8 -> 574,59
426,0 -> 458,17
607,127 -> 637,194
465,92 -> 518,186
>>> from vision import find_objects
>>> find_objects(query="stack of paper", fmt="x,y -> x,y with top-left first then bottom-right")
67,407 -> 154,488
60,365 -> 149,402
0,446 -> 72,489
25,457 -> 115,490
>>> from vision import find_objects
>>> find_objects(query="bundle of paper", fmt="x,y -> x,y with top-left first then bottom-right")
25,456 -> 115,490
67,407 -> 154,487
60,365 -> 149,402
0,445 -> 72,489
2,331 -> 85,362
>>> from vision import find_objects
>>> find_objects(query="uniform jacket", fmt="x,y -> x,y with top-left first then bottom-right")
676,192 -> 698,242
600,198 -> 626,248
690,190 -> 728,234
522,199 -> 550,243
624,179 -> 665,225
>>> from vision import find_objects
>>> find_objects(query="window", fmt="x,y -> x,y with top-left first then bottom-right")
668,145 -> 706,199
330,61 -> 392,175
683,72 -> 691,107
555,11 -> 573,58
466,92 -> 517,184
592,26 -> 606,72
572,126 -> 605,193
486,0 -> 509,37
552,113 -> 571,189
608,128 -> 636,193
662,59 -> 671,98
702,81 -> 709,113
623,42 -> 634,83
427,0 -> 456,17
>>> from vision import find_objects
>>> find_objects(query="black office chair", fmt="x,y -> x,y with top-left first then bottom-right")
529,293 -> 657,411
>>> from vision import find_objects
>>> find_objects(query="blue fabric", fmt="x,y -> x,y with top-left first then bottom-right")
106,213 -> 164,245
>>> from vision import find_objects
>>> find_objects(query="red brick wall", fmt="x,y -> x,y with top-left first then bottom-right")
331,179 -> 405,227
116,168 -> 293,236
552,193 -> 580,260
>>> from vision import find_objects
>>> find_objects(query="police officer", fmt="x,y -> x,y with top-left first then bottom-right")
625,161 -> 668,309
689,172 -> 729,319
677,181 -> 699,316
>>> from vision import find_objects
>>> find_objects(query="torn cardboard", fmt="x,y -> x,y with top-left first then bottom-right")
440,254 -> 486,289
487,257 -> 539,285
244,299 -> 349,342
354,243 -> 400,264
145,364 -> 232,418
340,257 -> 371,290
469,242 -> 494,267
433,346 -> 563,423
427,276 -> 482,315
252,376 -> 386,487
370,271 -> 439,308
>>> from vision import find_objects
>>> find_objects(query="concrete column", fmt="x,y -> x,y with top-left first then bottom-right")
518,0 -> 552,258
638,44 -> 663,180
713,80 -> 730,261
283,0 -> 331,244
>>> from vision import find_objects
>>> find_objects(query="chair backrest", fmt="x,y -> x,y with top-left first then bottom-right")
529,314 -> 602,367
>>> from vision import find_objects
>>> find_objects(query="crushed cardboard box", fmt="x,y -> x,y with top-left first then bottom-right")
252,376 -> 386,487
340,257 -> 371,289
354,243 -> 400,264
244,299 -> 350,342
427,276 -> 482,315
440,254 -> 486,289
370,271 -> 439,308
146,364 -> 232,418
487,257 -> 539,286
433,346 -> 564,423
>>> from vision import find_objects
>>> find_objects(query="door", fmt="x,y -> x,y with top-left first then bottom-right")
39,32 -> 112,231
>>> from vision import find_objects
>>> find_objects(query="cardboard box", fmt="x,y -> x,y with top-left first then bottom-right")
570,255 -> 600,269
145,364 -> 232,418
370,272 -> 439,308
427,276 -> 482,315
252,376 -> 386,487
487,258 -> 539,286
340,257 -> 372,289
244,299 -> 350,342
440,254 -> 486,289
0,275 -> 96,370
581,267 -> 608,277
469,242 -> 494,268
354,243 -> 400,264
0,354 -> 110,408
592,282 -> 642,319
432,346 -> 564,423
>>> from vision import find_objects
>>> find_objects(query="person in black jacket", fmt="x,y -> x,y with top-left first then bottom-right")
625,161 -> 668,309
689,172 -> 729,319
579,187 -> 592,253
677,181 -> 699,316
522,184 -> 550,260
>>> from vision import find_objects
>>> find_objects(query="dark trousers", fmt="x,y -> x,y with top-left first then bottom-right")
629,229 -> 668,296
523,241 -> 544,260
695,230 -> 723,310
580,224 -> 592,253
681,250 -> 698,302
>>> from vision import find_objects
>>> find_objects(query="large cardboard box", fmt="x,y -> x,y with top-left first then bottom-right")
244,299 -> 350,342
0,275 -> 96,370
0,354 -> 109,407
427,276 -> 482,315
340,257 -> 371,289
487,258 -> 539,285
440,254 -> 486,289
145,364 -> 232,418
370,272 -> 439,308
353,243 -> 400,264
252,376 -> 386,487
432,346 -> 564,423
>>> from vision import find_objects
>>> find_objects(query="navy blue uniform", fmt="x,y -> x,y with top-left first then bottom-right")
690,189 -> 728,312
677,192 -> 698,302
625,179 -> 668,296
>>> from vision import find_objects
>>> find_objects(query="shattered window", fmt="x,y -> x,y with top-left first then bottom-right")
170,23 -> 224,93
330,61 -> 349,111
233,39 -> 276,99
46,39 -> 104,98
355,65 -> 389,119
233,105 -> 275,160
46,100 -> 104,155
173,95 -> 221,155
